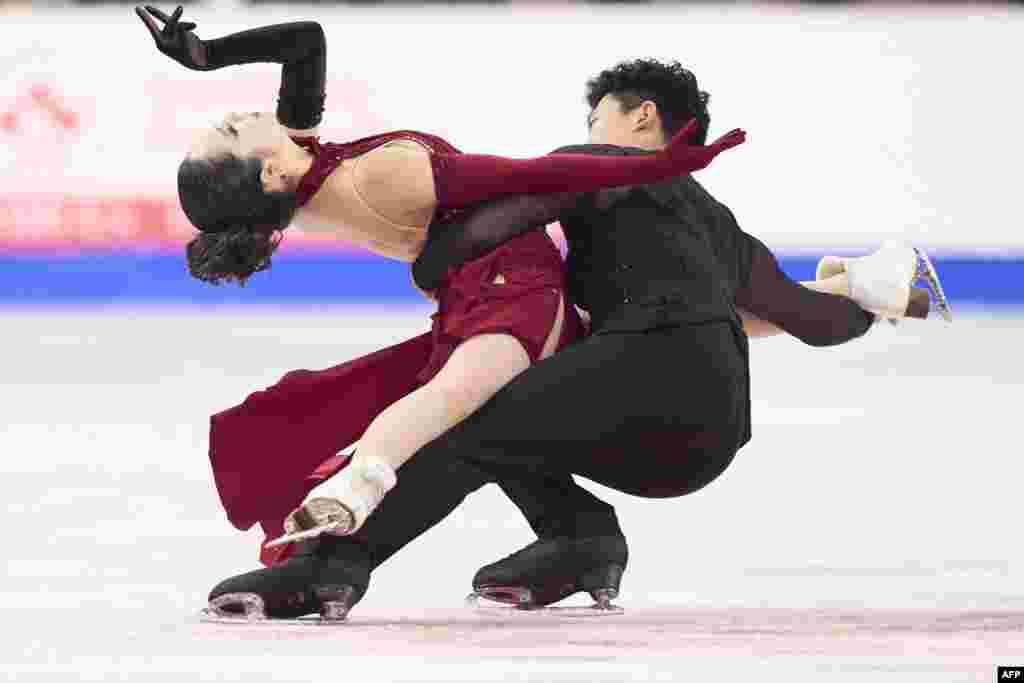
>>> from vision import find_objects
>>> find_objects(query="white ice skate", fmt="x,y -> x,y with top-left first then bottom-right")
816,241 -> 953,323
265,455 -> 397,549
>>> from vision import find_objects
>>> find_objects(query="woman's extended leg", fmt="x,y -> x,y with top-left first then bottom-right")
286,294 -> 568,538
733,234 -> 877,346
735,240 -> 937,340
354,295 -> 564,471
739,275 -> 864,338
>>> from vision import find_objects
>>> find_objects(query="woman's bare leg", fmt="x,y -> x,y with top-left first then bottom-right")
290,294 -> 567,536
355,334 -> 532,471
355,292 -> 565,470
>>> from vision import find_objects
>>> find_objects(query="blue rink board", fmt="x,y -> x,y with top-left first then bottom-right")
0,253 -> 1020,304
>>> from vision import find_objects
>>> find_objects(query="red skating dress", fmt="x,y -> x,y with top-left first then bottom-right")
206,130 -> 584,565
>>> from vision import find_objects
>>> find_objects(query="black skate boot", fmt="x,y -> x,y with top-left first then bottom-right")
201,535 -> 370,624
470,533 -> 628,612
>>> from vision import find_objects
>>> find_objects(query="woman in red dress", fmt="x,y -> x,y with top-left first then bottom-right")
136,6 -> 746,562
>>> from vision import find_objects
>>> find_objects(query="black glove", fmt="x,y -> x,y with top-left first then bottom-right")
136,5 -> 210,71
135,6 -> 327,130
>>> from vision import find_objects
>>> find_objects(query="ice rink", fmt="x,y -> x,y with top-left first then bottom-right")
2,305 -> 1020,681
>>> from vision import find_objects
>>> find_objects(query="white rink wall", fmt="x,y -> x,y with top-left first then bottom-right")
2,4 -> 1023,251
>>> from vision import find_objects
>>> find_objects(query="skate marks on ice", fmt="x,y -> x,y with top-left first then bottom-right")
192,607 -> 1024,658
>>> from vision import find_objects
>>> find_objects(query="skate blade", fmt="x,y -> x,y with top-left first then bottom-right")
278,498 -> 358,544
199,591 -> 353,625
264,521 -> 346,549
465,591 -> 623,617
466,601 -> 624,618
198,610 -> 350,626
913,248 -> 953,322
264,524 -> 344,548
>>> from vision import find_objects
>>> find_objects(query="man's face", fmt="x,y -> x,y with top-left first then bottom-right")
587,94 -> 640,147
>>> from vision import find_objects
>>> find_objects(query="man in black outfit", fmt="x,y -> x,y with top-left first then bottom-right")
207,60 -> 895,620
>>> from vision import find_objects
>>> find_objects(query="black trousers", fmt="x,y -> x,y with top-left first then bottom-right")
349,234 -> 874,570
352,320 -> 750,569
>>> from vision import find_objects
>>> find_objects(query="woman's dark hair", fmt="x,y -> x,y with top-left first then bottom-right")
585,58 -> 711,144
178,154 -> 300,286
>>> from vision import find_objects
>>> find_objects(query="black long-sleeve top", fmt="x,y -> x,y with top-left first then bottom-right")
414,143 -> 752,335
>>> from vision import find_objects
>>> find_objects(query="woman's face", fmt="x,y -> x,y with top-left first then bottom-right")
186,112 -> 292,162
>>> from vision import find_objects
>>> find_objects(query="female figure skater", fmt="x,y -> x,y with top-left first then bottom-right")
136,7 -> 744,284
135,6 -> 746,552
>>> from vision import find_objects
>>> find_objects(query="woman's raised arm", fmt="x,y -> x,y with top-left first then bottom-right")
136,6 -> 326,132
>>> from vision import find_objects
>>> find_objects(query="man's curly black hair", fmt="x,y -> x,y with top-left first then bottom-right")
585,58 -> 711,145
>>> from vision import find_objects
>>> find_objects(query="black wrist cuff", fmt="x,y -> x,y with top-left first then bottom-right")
277,90 -> 325,131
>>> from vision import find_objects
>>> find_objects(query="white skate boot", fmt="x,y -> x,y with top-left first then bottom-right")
816,241 -> 952,322
265,455 -> 397,549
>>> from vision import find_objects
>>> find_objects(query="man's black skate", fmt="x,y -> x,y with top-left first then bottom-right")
201,536 -> 370,624
470,534 -> 628,612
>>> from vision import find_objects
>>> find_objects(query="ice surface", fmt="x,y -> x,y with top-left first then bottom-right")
1,305 -> 1020,681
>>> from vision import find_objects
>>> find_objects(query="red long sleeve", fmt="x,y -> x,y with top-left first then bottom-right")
432,123 -> 745,210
